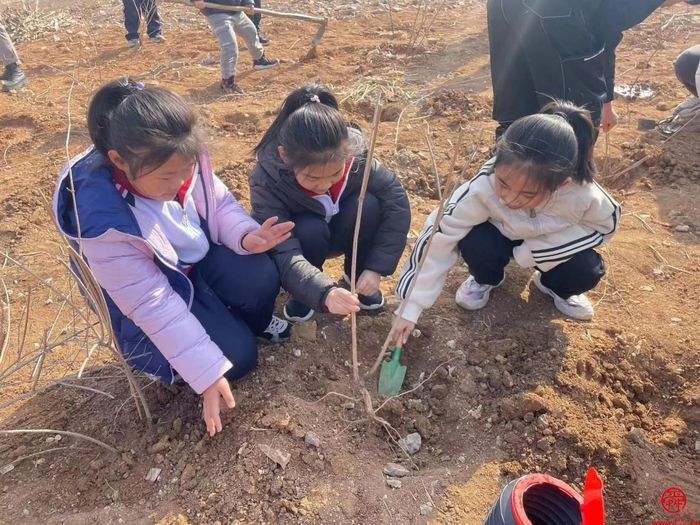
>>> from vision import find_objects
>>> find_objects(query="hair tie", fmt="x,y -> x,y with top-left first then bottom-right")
309,94 -> 320,103
134,81 -> 145,90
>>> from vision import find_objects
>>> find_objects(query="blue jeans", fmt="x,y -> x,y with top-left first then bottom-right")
189,245 -> 280,380
122,0 -> 163,41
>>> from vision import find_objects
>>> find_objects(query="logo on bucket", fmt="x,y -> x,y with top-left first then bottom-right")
661,487 -> 687,514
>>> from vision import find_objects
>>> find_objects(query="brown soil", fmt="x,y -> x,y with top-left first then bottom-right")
0,1 -> 699,524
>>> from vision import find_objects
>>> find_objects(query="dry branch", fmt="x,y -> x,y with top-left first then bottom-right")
0,429 -> 118,454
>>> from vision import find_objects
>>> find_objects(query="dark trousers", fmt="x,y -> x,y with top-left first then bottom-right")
675,45 -> 700,96
252,0 -> 262,30
122,0 -> 163,41
458,222 -> 605,299
189,244 -> 280,380
488,0 -> 606,136
293,192 -> 381,280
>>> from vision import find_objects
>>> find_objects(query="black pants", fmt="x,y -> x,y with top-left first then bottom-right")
675,45 -> 700,97
458,222 -> 605,299
189,244 -> 280,380
252,0 -> 262,30
488,0 -> 606,136
293,192 -> 381,280
122,0 -> 163,41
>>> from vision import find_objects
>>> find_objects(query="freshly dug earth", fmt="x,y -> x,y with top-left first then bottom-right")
0,1 -> 699,524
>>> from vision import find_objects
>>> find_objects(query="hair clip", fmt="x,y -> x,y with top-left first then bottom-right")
134,81 -> 145,90
309,94 -> 320,103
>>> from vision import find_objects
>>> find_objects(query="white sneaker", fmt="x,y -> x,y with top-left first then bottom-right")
455,275 -> 498,310
532,271 -> 594,320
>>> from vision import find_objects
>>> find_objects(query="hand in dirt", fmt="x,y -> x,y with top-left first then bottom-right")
242,217 -> 294,253
324,287 -> 361,315
600,101 -> 618,133
193,0 -> 205,9
390,317 -> 415,347
356,270 -> 381,296
202,376 -> 236,437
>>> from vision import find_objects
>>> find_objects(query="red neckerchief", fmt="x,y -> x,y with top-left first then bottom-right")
112,167 -> 193,205
299,157 -> 354,202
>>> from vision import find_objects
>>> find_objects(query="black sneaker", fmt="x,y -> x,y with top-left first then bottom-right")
283,299 -> 315,322
221,77 -> 245,95
258,34 -> 270,46
253,54 -> 279,70
358,290 -> 385,311
1,63 -> 26,92
258,315 -> 291,344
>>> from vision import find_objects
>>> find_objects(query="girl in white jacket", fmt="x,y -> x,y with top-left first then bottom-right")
391,101 -> 621,345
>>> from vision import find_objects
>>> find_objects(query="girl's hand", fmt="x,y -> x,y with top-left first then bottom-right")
193,0 -> 205,9
390,317 -> 415,347
600,101 -> 618,133
202,376 -> 236,437
356,270 -> 381,296
324,287 -> 361,315
242,217 -> 294,253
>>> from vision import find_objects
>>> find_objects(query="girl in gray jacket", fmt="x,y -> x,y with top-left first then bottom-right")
392,101 -> 621,346
250,85 -> 411,322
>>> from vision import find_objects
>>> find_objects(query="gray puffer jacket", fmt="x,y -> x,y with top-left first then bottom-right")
249,135 -> 411,311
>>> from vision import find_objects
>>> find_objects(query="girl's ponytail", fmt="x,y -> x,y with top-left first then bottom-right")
87,78 -> 142,155
254,85 -> 340,155
541,100 -> 597,184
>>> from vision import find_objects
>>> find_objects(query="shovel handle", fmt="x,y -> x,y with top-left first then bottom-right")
175,0 -> 328,24
390,347 -> 402,362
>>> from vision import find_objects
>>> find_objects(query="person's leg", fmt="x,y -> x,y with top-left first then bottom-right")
122,0 -> 141,41
328,192 -> 382,279
232,11 -> 264,61
142,0 -> 164,38
538,249 -> 605,299
189,271 -> 258,381
674,45 -> 700,97
252,0 -> 262,31
458,221 -> 519,286
193,245 -> 280,336
207,13 -> 241,80
292,213 -> 333,271
488,0 -> 540,135
0,24 -> 20,67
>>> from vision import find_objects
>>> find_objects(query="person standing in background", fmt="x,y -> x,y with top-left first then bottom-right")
487,0 -> 694,138
122,0 -> 165,47
0,23 -> 26,91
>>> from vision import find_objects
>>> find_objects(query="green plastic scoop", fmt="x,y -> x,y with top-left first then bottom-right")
378,347 -> 407,398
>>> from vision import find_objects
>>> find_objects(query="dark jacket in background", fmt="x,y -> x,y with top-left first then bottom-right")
249,133 -> 411,311
488,0 -> 665,129
195,0 -> 254,17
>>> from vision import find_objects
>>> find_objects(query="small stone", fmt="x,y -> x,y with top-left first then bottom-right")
90,459 -> 104,471
675,224 -> 690,232
54,434 -> 62,442
459,375 -> 477,395
431,384 -> 448,400
398,432 -> 422,455
172,418 -> 183,434
383,463 -> 410,477
412,329 -> 422,338
467,349 -> 487,365
487,369 -> 502,389
386,477 -> 402,489
420,502 -> 434,516
149,436 -> 170,454
292,348 -> 302,358
304,432 -> 321,448
446,340 -> 456,349
628,427 -> 648,447
258,444 -> 291,469
502,371 -> 514,388
659,432 -> 678,448
341,401 -> 355,410
537,437 -> 555,451
487,338 -> 517,353
468,405 -> 482,420
292,320 -> 317,342
181,464 -> 196,485
145,468 -> 162,483
694,440 -> 700,453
